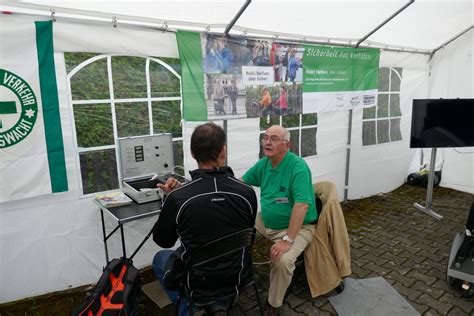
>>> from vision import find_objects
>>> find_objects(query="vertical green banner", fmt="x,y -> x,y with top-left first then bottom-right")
176,31 -> 207,121
36,20 -> 68,193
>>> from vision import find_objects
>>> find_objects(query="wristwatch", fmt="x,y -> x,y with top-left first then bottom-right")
282,234 -> 294,244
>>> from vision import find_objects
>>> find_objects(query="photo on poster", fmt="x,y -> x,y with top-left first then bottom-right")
244,82 -> 303,118
201,34 -> 243,75
271,43 -> 304,82
198,35 -> 308,119
204,74 -> 247,120
240,39 -> 272,67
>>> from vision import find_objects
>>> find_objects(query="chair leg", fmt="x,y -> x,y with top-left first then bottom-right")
253,283 -> 264,316
184,288 -> 194,316
175,297 -> 181,316
175,289 -> 194,316
186,301 -> 193,316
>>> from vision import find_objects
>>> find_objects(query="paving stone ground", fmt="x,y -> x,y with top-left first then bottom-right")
0,184 -> 472,315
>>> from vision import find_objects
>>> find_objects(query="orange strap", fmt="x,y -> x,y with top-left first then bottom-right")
94,265 -> 127,316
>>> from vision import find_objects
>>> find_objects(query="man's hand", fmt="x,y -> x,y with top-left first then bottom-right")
269,203 -> 309,262
270,239 -> 292,262
156,177 -> 181,194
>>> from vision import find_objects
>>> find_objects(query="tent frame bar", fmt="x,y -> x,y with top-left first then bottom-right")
222,32 -> 430,55
355,0 -> 414,48
224,0 -> 251,37
430,25 -> 474,57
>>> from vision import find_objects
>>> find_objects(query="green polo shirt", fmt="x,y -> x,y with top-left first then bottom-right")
243,151 -> 317,230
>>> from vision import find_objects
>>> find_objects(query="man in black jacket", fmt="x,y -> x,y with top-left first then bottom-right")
152,122 -> 257,315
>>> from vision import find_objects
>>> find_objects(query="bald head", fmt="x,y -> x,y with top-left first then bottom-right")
266,125 -> 290,141
262,125 -> 291,166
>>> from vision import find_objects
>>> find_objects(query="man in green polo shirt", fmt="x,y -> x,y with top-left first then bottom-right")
242,125 -> 317,314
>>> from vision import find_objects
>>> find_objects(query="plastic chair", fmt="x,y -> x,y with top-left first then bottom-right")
175,228 -> 264,316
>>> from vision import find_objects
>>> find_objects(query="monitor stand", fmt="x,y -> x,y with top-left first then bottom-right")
413,148 -> 443,221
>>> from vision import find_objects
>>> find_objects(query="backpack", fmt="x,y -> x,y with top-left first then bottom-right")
71,258 -> 140,316
72,227 -> 154,316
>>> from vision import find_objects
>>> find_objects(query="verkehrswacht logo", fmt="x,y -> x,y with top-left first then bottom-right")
0,69 -> 37,148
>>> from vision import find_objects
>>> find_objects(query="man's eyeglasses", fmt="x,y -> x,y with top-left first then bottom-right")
261,135 -> 288,144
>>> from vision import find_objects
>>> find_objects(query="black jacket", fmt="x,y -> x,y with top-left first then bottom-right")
152,167 -> 257,299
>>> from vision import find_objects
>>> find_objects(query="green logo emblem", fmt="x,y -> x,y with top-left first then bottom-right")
0,69 -> 38,148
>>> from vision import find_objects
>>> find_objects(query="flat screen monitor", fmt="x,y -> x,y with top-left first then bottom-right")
410,99 -> 474,148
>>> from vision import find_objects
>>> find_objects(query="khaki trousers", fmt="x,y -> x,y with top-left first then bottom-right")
255,213 -> 315,307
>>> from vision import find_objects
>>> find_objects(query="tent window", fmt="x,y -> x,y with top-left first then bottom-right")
152,100 -> 182,137
73,103 -> 114,147
79,149 -> 119,195
70,58 -> 109,100
150,62 -> 181,98
362,67 -> 403,146
66,53 -> 182,195
116,102 -> 150,137
258,113 -> 318,158
112,56 -> 148,99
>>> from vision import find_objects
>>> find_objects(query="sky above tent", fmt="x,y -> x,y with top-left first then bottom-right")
3,0 -> 473,51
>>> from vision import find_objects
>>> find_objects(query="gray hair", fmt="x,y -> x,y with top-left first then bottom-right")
283,129 -> 290,141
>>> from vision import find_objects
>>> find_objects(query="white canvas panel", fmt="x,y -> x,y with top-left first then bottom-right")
348,53 -> 431,199
53,18 -> 179,57
0,195 -> 162,303
227,118 -> 260,178
428,30 -> 474,192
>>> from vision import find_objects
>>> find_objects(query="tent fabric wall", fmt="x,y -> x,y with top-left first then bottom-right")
348,52 -> 431,199
427,30 -> 474,193
0,15 -> 179,303
54,18 -> 178,57
1,13 -> 473,304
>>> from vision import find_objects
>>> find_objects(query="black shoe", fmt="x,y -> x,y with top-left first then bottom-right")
193,303 -> 228,315
323,281 -> 345,297
211,308 -> 227,316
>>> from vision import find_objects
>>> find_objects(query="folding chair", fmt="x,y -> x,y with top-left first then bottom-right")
176,228 -> 264,316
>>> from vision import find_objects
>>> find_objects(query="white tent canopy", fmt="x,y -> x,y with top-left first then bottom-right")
0,0 -> 472,304
2,0 -> 473,52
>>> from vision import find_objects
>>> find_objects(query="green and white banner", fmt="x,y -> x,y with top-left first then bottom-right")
303,45 -> 380,113
176,32 -> 380,121
0,18 -> 68,202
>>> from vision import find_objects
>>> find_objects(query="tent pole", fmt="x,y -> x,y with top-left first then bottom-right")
430,25 -> 474,58
343,109 -> 353,202
225,33 -> 430,55
355,0 -> 414,48
223,119 -> 228,166
224,0 -> 251,37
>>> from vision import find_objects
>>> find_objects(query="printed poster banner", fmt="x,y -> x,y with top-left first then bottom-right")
0,17 -> 68,202
302,45 -> 380,113
177,32 -> 380,121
